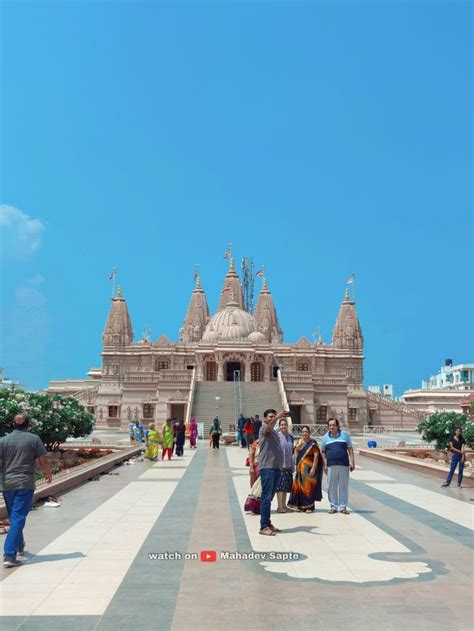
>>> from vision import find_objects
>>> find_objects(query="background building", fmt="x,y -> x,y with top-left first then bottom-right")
403,359 -> 474,413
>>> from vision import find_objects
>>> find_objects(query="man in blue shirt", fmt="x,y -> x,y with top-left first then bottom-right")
321,418 -> 355,514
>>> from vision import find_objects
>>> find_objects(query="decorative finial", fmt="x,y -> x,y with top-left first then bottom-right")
312,326 -> 322,344
262,277 -> 268,290
229,257 -> 235,271
117,285 -> 123,298
344,288 -> 350,301
193,263 -> 200,284
196,276 -> 201,289
142,325 -> 151,342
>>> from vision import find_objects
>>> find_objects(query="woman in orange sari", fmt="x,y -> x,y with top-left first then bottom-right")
288,425 -> 323,513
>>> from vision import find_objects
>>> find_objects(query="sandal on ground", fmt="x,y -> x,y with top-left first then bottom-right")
328,508 -> 337,514
305,508 -> 314,513
276,508 -> 286,513
340,508 -> 350,514
269,524 -> 281,533
259,527 -> 276,536
283,506 -> 294,512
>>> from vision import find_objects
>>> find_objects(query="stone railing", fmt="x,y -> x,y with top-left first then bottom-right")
366,390 -> 426,420
157,369 -> 192,382
281,371 -> 313,383
277,369 -> 292,432
126,374 -> 161,384
185,368 -> 196,426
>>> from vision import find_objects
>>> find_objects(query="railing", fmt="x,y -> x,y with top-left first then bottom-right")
233,370 -> 242,420
281,372 -> 313,383
126,375 -> 160,383
291,424 -> 329,438
366,390 -> 426,420
363,425 -> 418,436
185,367 -> 196,427
277,368 -> 292,432
157,369 -> 192,382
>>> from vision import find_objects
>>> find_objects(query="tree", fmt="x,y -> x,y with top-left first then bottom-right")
417,412 -> 474,450
0,387 -> 94,451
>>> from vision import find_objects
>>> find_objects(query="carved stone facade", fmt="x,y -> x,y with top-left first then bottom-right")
48,260 -> 368,429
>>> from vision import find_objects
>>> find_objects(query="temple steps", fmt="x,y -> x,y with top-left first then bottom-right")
191,381 -> 283,435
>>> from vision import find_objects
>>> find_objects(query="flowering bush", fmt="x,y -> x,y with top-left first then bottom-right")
417,412 -> 474,451
0,387 -> 94,451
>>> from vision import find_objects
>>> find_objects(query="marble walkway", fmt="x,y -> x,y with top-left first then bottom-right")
0,440 -> 473,630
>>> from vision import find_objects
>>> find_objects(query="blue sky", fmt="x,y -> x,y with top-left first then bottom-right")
1,1 -> 472,395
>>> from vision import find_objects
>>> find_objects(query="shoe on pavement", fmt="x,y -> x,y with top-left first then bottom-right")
457,484 -> 462,488
44,500 -> 60,508
259,527 -> 276,536
3,557 -> 22,568
441,483 -> 450,487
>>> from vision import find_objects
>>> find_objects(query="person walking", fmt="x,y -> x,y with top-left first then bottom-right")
0,414 -> 52,568
132,420 -> 144,448
237,414 -> 246,448
175,420 -> 186,457
161,418 -> 174,460
244,417 -> 255,449
209,417 -> 222,449
253,414 -> 262,438
321,418 -> 355,514
144,423 -> 161,461
276,418 -> 295,513
288,425 -> 322,512
442,427 -> 466,488
258,408 -> 287,536
189,418 -> 198,449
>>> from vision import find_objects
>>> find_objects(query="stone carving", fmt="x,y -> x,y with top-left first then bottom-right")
295,337 -> 311,348
127,406 -> 132,421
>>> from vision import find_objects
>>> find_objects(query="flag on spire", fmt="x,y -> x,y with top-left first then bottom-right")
223,282 -> 232,292
346,272 -> 355,285
108,267 -> 116,281
193,271 -> 198,282
224,250 -> 231,259
256,268 -> 264,277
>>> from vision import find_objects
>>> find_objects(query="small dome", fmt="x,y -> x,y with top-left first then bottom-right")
248,331 -> 266,344
202,306 -> 256,342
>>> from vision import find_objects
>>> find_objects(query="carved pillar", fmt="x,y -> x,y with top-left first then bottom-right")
244,355 -> 252,382
263,356 -> 271,382
217,354 -> 224,382
196,355 -> 204,381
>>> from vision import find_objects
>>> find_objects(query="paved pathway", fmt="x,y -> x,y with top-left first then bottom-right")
1,442 -> 473,630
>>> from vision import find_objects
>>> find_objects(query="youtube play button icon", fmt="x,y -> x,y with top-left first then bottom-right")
200,550 -> 217,562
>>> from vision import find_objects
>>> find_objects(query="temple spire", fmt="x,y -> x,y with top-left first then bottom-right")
332,289 -> 363,351
102,287 -> 134,347
217,257 -> 245,311
253,276 -> 283,343
180,277 -> 210,343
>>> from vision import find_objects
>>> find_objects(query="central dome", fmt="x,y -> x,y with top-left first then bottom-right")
202,306 -> 257,342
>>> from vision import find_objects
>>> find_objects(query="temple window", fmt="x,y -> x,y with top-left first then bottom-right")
297,363 -> 309,372
251,362 -> 263,382
316,406 -> 327,421
108,405 -> 119,418
155,360 -> 169,371
143,404 -> 154,419
348,407 -> 357,421
86,406 -> 95,415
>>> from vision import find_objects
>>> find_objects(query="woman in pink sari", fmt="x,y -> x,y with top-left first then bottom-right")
189,418 -> 198,448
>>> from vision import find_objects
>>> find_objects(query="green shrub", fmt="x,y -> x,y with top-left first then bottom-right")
417,412 -> 473,450
0,387 -> 94,451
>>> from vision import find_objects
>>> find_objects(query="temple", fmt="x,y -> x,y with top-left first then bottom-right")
48,258 -> 379,431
